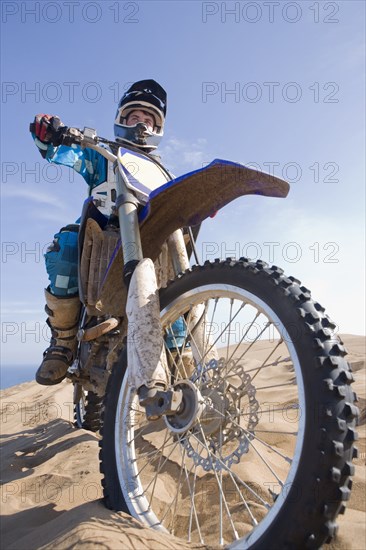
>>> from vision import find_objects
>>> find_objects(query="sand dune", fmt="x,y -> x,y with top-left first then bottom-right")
1,335 -> 365,549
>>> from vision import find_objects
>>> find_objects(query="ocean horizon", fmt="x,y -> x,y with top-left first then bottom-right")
1,365 -> 37,390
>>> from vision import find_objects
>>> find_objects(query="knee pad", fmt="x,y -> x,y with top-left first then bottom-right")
165,317 -> 186,349
45,225 -> 79,296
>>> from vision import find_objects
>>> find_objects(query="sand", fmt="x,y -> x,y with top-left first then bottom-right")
1,335 -> 365,549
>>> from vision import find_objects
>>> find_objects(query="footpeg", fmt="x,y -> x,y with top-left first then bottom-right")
138,385 -> 183,421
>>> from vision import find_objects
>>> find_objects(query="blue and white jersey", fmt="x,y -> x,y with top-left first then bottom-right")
31,134 -> 172,216
32,135 -> 116,215
32,137 -> 108,188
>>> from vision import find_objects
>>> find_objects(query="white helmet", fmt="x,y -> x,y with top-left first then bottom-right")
114,79 -> 167,151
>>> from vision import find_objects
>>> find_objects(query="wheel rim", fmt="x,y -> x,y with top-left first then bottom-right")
115,284 -> 306,547
74,384 -> 86,427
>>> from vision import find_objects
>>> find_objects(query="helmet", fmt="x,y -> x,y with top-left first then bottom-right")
114,79 -> 167,151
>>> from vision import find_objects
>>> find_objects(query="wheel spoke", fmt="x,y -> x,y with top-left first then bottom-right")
196,423 -> 239,543
197,300 -> 246,368
207,298 -> 218,355
226,320 -> 272,376
246,339 -> 285,381
255,381 -> 296,390
245,354 -> 291,374
195,395 -> 296,466
135,436 -> 178,461
238,403 -> 300,417
245,436 -> 285,487
112,274 -> 309,547
188,429 -> 271,509
164,332 -> 189,380
226,299 -> 234,362
254,429 -> 298,435
135,431 -> 180,480
227,310 -> 261,362
147,429 -> 171,506
174,439 -> 205,543
168,442 -> 187,535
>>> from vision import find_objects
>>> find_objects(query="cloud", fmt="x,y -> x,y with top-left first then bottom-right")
1,187 -> 63,209
196,198 -> 365,334
1,187 -> 81,224
30,207 -> 77,224
1,300 -> 45,316
159,137 -> 209,174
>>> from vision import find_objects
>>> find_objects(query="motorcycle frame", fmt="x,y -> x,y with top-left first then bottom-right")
85,139 -> 190,279
74,130 -> 290,390
80,139 -> 190,390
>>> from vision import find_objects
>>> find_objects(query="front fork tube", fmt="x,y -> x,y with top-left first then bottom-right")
115,167 -> 169,390
115,167 -> 216,391
115,168 -> 143,282
168,229 -> 219,369
115,171 -> 190,276
167,229 -> 190,274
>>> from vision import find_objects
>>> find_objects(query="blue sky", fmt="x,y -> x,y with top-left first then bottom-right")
1,0 -> 365,372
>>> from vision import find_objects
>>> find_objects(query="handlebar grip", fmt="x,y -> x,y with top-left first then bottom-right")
29,120 -> 70,147
30,122 -> 97,147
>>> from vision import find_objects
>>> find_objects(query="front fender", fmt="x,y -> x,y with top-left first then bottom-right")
97,159 -> 289,315
139,159 -> 289,260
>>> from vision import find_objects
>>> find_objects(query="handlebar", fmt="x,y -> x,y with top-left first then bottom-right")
59,126 -> 98,146
29,122 -> 118,162
59,127 -> 118,162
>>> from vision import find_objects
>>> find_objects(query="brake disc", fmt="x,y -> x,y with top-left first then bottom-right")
180,358 -> 260,471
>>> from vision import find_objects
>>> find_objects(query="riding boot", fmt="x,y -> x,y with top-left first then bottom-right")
35,288 -> 81,386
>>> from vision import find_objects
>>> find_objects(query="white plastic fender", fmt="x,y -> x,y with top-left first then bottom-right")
126,258 -> 169,390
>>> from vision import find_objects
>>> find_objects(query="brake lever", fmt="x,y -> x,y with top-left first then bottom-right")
62,127 -> 98,148
59,127 -> 84,146
82,127 -> 98,143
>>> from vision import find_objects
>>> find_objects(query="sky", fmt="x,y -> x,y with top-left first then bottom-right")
1,0 -> 365,378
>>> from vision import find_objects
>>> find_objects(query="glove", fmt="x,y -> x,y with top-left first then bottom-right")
31,114 -> 66,145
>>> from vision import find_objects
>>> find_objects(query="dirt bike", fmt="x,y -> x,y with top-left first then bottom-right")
55,125 -> 358,548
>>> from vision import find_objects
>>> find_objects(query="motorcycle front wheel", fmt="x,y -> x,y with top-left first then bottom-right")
100,259 -> 358,548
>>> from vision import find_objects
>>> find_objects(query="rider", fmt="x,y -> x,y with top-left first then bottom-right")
30,79 -> 167,386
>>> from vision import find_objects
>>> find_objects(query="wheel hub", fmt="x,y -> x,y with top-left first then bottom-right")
164,380 -> 204,434
180,358 -> 260,471
199,387 -> 229,436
